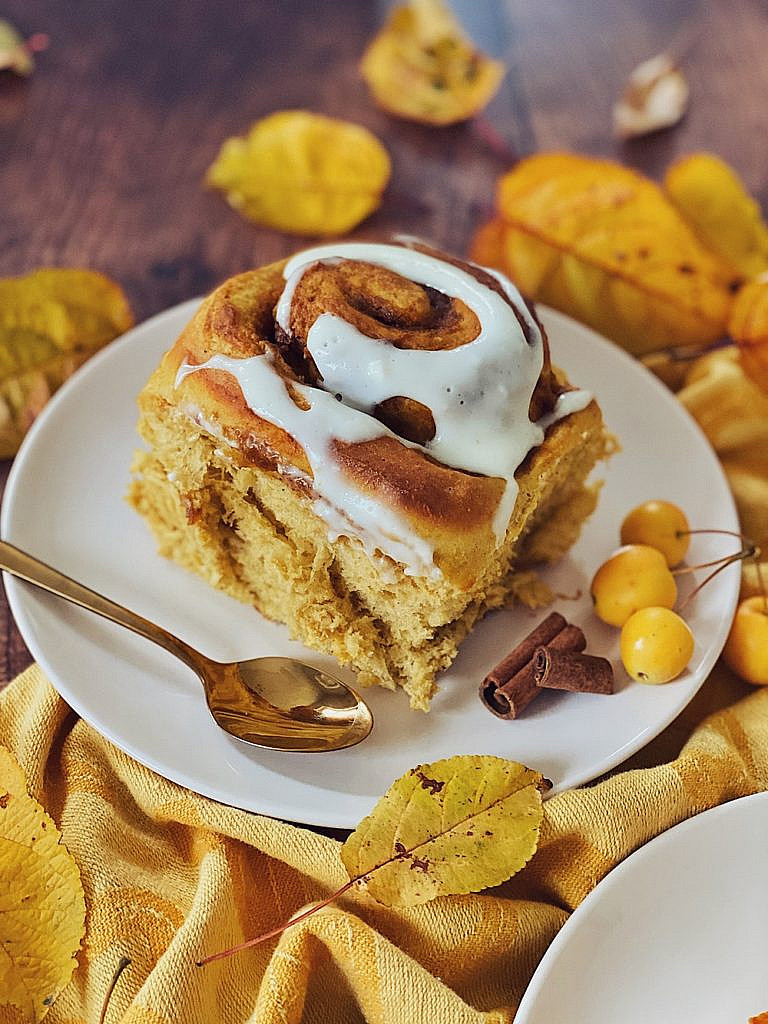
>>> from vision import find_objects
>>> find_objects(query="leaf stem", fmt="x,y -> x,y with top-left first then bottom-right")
98,956 -> 131,1024
196,769 -> 547,967
473,118 -> 518,164
196,877 -> 361,967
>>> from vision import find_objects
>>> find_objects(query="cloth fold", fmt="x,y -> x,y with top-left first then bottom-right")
1,661 -> 765,1023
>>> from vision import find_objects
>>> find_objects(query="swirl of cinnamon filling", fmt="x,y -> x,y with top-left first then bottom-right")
174,242 -> 592,579
275,241 -> 561,442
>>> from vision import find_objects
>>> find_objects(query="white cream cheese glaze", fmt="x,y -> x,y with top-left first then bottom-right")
177,351 -> 439,576
176,243 -> 592,577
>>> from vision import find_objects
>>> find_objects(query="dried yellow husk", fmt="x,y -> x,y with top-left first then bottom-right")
727,275 -> 768,395
360,0 -> 505,125
677,346 -> 768,597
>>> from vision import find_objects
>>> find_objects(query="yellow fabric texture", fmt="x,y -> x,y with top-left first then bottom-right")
0,660 -> 765,1023
2,345 -> 767,1023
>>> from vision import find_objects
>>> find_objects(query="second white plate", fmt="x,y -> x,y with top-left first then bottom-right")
516,792 -> 768,1023
1,302 -> 740,827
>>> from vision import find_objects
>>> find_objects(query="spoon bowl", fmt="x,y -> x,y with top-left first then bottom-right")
0,540 -> 373,752
201,656 -> 374,752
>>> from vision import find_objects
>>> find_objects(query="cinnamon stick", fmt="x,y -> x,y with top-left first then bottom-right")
479,612 -> 566,717
480,618 -> 586,719
533,647 -> 614,694
481,612 -> 566,690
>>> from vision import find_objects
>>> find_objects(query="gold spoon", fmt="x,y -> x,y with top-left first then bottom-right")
0,540 -> 373,752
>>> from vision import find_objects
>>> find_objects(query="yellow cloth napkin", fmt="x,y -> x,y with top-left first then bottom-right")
1,659 -> 766,1023
3,344 -> 767,1023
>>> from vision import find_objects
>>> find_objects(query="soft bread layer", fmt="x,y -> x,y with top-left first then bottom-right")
129,395 -> 606,710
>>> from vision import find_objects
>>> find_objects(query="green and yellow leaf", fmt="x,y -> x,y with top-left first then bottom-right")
0,746 -> 86,1021
0,19 -> 34,75
341,755 -> 545,907
199,754 -> 546,966
0,268 -> 133,457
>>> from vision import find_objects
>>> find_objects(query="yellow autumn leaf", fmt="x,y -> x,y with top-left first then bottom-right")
0,268 -> 133,457
0,746 -> 85,1021
665,153 -> 768,278
360,0 -> 505,126
205,111 -> 391,236
341,755 -> 545,907
0,19 -> 34,75
472,153 -> 738,356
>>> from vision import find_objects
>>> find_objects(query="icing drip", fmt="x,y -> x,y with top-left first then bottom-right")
177,243 -> 592,577
176,352 -> 440,576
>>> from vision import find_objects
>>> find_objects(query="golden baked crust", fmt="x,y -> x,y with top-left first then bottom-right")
145,254 -> 576,589
129,246 -> 609,709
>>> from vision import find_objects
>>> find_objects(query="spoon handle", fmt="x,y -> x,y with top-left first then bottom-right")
0,539 -> 203,674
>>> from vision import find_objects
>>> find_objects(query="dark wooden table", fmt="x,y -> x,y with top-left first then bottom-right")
2,0 -> 767,685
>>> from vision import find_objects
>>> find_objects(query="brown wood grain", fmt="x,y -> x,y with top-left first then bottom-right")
1,0 -> 767,687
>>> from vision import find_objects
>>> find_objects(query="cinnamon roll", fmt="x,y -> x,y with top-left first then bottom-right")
129,241 -> 608,710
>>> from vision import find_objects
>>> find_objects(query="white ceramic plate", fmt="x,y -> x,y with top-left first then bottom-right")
1,302 -> 740,828
516,791 -> 768,1022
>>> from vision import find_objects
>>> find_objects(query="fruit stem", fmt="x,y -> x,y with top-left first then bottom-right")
672,543 -> 756,576
753,546 -> 768,615
678,527 -> 749,539
662,338 -> 734,362
674,530 -> 767,614
196,876 -> 360,967
678,548 -> 752,612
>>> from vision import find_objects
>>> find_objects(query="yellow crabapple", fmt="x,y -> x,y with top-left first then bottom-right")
620,606 -> 694,684
590,544 -> 677,627
619,500 -> 690,567
722,596 -> 768,685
